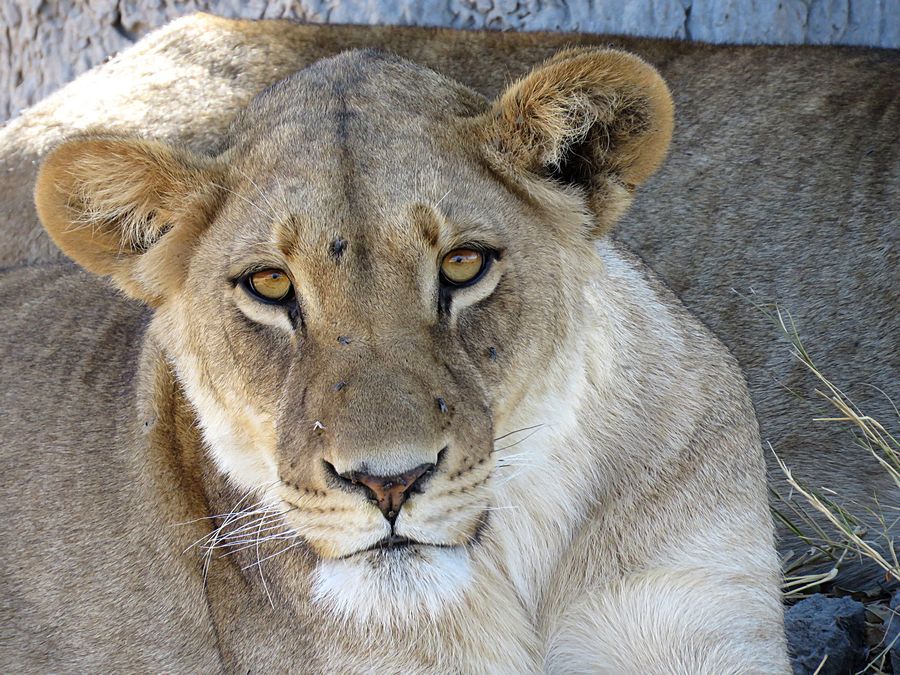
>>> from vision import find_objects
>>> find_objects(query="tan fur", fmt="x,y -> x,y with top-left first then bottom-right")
1,26 -> 792,671
479,47 -> 674,235
2,12 -> 895,673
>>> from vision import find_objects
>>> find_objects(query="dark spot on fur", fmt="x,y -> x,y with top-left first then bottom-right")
330,237 -> 348,259
335,109 -> 356,144
337,335 -> 352,345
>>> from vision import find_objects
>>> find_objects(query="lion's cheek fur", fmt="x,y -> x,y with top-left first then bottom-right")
152,307 -> 280,491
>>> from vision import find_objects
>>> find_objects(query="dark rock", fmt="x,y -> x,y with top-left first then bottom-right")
888,590 -> 900,674
785,594 -> 867,674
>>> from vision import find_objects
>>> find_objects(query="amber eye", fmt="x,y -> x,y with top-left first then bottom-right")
245,269 -> 293,303
440,248 -> 486,286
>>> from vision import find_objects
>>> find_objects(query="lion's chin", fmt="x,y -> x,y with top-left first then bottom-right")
311,545 -> 473,627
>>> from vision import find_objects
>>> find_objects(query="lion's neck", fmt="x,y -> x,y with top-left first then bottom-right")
486,346 -> 594,610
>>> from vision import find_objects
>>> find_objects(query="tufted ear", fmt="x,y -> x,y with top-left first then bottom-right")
34,136 -> 223,305
479,48 -> 674,235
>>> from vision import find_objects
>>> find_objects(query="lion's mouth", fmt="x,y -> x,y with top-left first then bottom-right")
330,510 -> 491,560
365,535 -> 416,552
341,536 -> 458,559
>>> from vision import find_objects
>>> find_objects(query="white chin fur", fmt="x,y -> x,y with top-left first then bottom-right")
312,546 -> 473,627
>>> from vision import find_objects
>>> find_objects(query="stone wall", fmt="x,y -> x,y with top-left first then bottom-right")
1,0 -> 897,122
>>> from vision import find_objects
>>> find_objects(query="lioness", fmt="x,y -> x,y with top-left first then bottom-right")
1,17 -> 896,552
0,22 -> 791,673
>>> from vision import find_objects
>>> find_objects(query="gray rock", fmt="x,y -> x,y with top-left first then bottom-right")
785,594 -> 867,675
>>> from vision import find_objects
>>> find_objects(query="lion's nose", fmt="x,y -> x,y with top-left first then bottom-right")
343,464 -> 433,523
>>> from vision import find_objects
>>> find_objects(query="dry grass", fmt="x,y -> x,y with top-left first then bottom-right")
768,306 -> 898,586
758,304 -> 898,673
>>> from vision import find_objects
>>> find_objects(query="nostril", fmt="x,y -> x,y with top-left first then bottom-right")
410,446 -> 447,494
323,459 -> 382,503
322,459 -> 343,484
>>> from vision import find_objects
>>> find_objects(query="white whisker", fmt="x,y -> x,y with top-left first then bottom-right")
242,540 -> 305,570
433,188 -> 452,209
214,533 -> 298,557
493,423 -> 544,443
234,166 -> 280,222
212,182 -> 276,222
255,508 -> 276,610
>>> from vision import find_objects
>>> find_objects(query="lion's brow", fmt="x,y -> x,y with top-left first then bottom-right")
410,203 -> 442,248
272,214 -> 315,259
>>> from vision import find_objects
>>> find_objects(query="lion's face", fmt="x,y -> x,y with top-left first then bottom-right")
160,54 -> 597,610
35,48 -> 672,620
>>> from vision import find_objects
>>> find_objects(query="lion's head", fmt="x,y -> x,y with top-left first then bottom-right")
34,48 -> 672,623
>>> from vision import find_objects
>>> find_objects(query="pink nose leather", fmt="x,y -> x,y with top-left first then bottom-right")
348,464 -> 432,522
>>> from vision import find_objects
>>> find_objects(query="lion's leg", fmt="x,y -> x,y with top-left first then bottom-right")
545,567 -> 790,674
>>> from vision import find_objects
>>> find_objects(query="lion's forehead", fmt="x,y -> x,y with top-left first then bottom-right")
226,100 -> 473,218
217,146 -> 510,290
211,52 -> 513,275
229,50 -> 484,172
237,49 -> 486,135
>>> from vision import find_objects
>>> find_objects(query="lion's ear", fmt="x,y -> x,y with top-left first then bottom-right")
34,136 -> 223,305
479,48 -> 674,235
